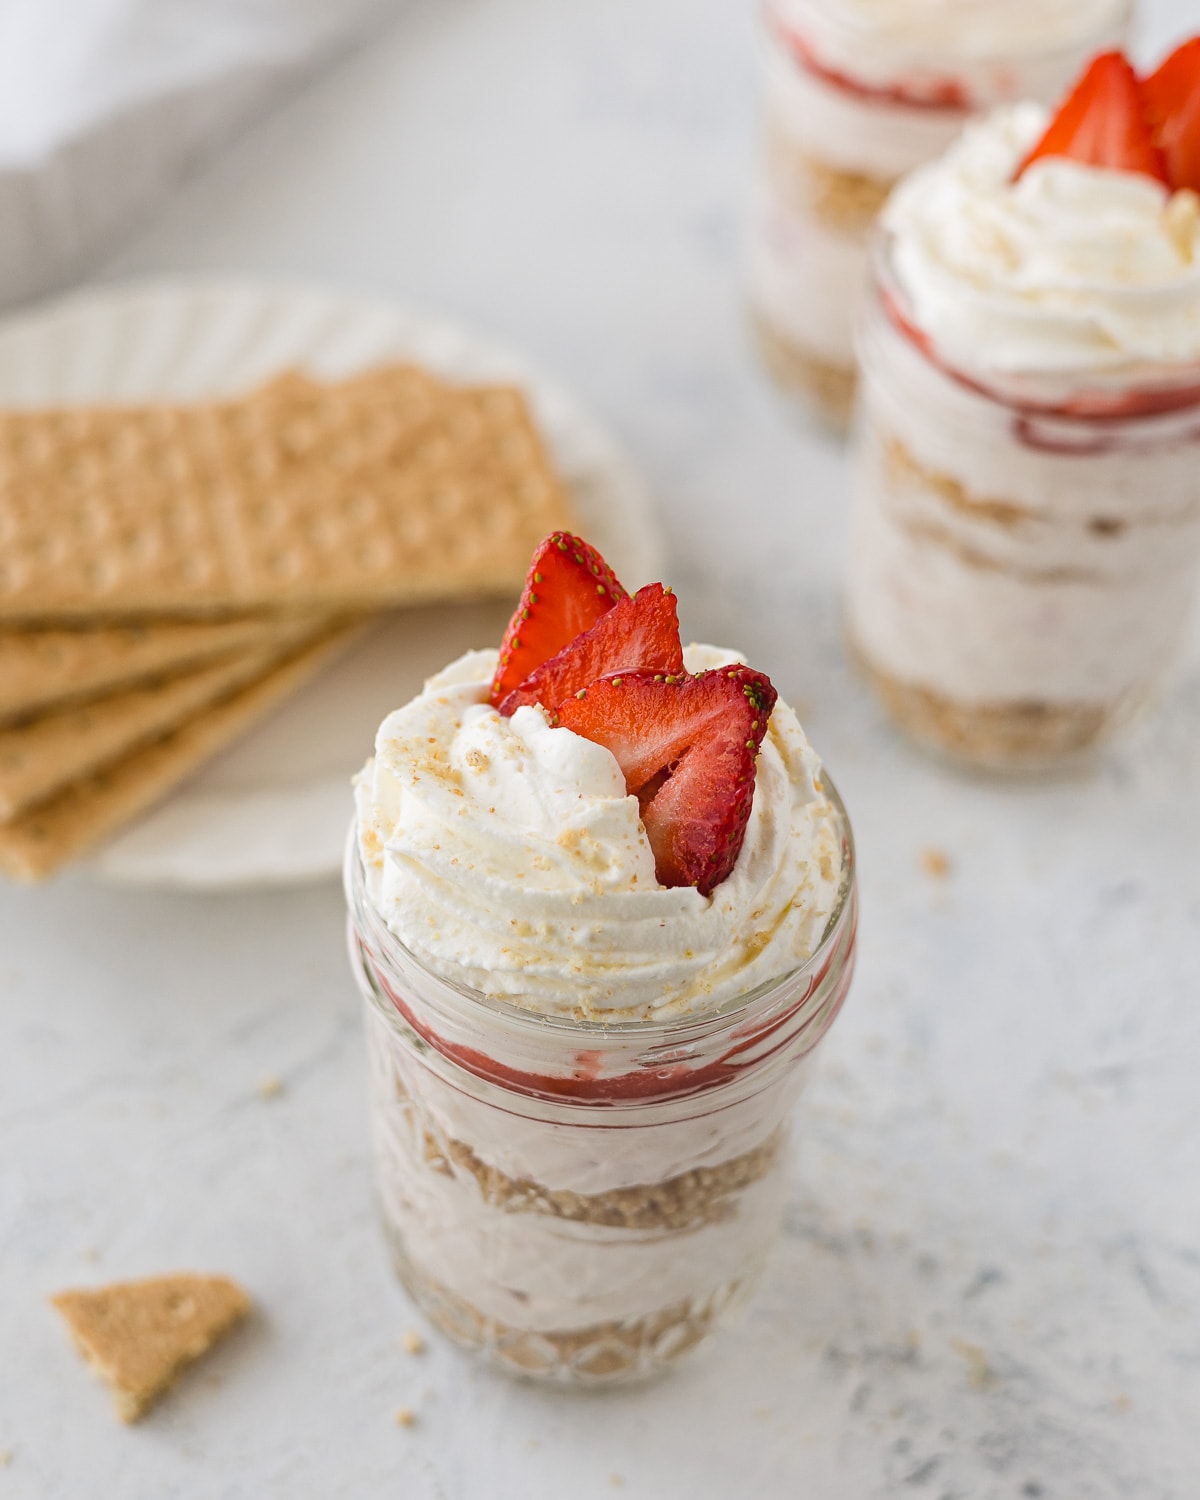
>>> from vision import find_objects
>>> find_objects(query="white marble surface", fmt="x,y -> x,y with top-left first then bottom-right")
3,2 -> 1199,1496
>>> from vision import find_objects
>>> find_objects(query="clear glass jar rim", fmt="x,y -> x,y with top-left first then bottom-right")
770,0 -> 1133,70
346,772 -> 856,1047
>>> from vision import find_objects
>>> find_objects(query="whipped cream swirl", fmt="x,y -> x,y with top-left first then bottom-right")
355,645 -> 844,1020
885,103 -> 1200,375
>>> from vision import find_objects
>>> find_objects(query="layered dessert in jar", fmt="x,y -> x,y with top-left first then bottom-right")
846,42 -> 1200,769
748,0 -> 1131,427
347,533 -> 856,1383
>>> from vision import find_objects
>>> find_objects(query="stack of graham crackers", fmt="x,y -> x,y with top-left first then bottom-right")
0,364 -> 574,880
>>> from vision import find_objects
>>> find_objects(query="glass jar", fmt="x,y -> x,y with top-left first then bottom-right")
747,0 -> 1132,430
345,782 -> 857,1386
846,235 -> 1200,771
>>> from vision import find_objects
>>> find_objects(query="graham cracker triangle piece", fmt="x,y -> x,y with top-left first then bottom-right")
51,1273 -> 251,1422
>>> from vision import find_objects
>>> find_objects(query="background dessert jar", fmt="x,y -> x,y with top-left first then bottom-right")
845,103 -> 1200,771
746,0 -> 1132,429
346,613 -> 857,1385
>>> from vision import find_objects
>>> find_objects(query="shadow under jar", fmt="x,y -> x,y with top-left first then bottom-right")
846,234 -> 1200,772
345,784 -> 856,1387
747,0 -> 1131,432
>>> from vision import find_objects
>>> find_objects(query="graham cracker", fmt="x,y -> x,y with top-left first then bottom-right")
0,616 -> 333,819
0,366 -> 573,620
0,612 -> 329,724
0,622 -> 361,880
51,1273 -> 250,1423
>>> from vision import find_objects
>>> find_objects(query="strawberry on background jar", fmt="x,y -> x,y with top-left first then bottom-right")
746,0 -> 1133,430
845,45 -> 1200,771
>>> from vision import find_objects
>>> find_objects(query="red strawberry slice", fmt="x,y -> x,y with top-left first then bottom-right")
556,667 -> 778,897
1142,38 -> 1200,194
1016,52 -> 1168,186
499,583 -> 683,716
490,533 -> 627,706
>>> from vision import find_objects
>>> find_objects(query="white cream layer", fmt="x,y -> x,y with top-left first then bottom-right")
356,644 -> 842,1020
789,0 -> 1126,59
886,104 -> 1200,375
748,188 -> 868,364
367,1008 -> 802,1333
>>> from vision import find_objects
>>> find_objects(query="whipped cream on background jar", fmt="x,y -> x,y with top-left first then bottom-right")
845,104 -> 1200,771
747,0 -> 1132,429
346,646 -> 856,1384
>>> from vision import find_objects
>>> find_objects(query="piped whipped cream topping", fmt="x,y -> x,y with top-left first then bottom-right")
784,0 -> 1128,67
355,645 -> 843,1021
885,103 -> 1200,375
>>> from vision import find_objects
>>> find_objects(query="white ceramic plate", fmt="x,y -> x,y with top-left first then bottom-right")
0,278 -> 661,887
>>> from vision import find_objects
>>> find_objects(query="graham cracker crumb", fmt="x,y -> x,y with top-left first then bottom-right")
51,1273 -> 250,1422
394,1406 -> 417,1428
952,1338 -> 995,1390
920,847 -> 951,879
402,1329 -> 426,1356
1163,189 -> 1199,264
256,1074 -> 285,1100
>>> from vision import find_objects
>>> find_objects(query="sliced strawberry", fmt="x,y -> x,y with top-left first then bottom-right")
1142,38 -> 1200,193
555,667 -> 778,896
490,533 -> 627,706
1016,52 -> 1168,186
499,584 -> 683,716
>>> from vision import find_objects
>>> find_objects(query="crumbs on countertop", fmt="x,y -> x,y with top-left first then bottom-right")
920,847 -> 952,879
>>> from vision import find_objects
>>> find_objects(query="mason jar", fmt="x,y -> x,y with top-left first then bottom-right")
845,235 -> 1200,771
747,0 -> 1132,430
345,783 -> 856,1386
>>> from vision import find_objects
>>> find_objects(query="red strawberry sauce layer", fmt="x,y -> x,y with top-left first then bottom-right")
354,880 -> 857,1106
881,284 -> 1200,432
774,17 -> 970,113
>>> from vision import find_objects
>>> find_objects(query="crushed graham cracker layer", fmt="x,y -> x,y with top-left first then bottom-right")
751,312 -> 856,430
387,1227 -> 758,1385
852,637 -> 1130,770
379,1055 -> 784,1233
766,126 -> 895,234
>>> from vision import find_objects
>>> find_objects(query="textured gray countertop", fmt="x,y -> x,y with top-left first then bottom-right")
2,1 -> 1197,1496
